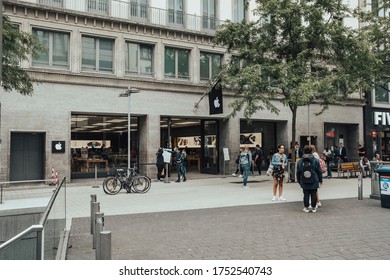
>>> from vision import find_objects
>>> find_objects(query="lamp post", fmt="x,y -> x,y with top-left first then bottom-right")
119,87 -> 140,176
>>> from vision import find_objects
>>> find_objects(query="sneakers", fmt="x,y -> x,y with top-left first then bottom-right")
302,207 -> 310,213
239,174 -> 243,178
242,185 -> 249,188
316,202 -> 322,208
272,196 -> 276,202
183,178 -> 187,182
312,208 -> 317,213
279,196 -> 286,202
232,173 -> 237,176
175,180 -> 180,183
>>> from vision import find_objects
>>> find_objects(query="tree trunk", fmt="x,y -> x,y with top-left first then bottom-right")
290,105 -> 298,163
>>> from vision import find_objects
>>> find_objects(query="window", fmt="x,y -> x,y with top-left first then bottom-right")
374,83 -> 390,104
203,0 -> 216,30
88,0 -> 108,14
125,42 -> 153,75
82,36 -> 114,72
372,0 -> 388,17
164,47 -> 190,79
130,0 -> 148,19
168,0 -> 184,25
232,0 -> 245,23
32,29 -> 69,69
38,0 -> 63,7
200,52 -> 221,80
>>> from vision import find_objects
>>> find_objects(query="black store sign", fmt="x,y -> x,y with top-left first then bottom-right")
52,141 -> 65,153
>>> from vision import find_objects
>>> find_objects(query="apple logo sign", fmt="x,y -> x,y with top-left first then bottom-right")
214,97 -> 220,108
55,142 -> 62,150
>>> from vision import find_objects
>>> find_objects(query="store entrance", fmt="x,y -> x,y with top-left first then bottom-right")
161,117 -> 219,174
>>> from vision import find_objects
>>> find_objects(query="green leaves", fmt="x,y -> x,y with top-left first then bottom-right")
2,15 -> 46,96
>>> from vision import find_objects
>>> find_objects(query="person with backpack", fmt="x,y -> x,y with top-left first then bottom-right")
239,146 -> 251,188
297,145 -> 323,213
271,145 -> 288,201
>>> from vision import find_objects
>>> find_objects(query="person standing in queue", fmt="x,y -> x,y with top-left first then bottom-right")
155,147 -> 164,181
173,147 -> 183,183
271,145 -> 287,202
239,146 -> 251,188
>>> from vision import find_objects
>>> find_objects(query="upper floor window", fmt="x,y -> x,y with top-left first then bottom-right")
88,0 -> 109,15
38,0 -> 63,7
165,47 -> 190,79
371,0 -> 388,17
374,82 -> 390,104
203,0 -> 216,30
125,42 -> 153,75
168,0 -> 184,25
32,29 -> 69,69
200,52 -> 221,80
82,36 -> 114,72
130,0 -> 148,19
232,0 -> 245,23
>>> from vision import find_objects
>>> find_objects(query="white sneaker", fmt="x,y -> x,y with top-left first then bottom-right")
302,207 -> 310,213
239,174 -> 243,178
232,173 -> 237,176
316,202 -> 322,208
272,196 -> 276,202
242,185 -> 249,188
279,196 -> 286,202
312,208 -> 317,213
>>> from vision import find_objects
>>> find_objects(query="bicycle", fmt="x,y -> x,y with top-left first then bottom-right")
102,165 -> 151,195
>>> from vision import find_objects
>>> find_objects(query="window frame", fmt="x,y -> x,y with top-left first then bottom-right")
199,51 -> 222,81
125,41 -> 154,76
81,35 -> 115,73
373,82 -> 390,108
164,46 -> 191,80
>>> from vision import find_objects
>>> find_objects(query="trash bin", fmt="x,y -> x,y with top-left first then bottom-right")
375,167 -> 390,209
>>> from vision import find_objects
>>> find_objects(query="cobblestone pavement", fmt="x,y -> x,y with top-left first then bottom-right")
66,197 -> 390,260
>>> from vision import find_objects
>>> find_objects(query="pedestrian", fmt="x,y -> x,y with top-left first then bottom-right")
181,148 -> 187,182
155,147 -> 164,181
254,144 -> 263,175
297,145 -> 323,213
339,143 -> 348,162
311,145 -> 323,208
271,144 -> 287,201
359,156 -> 371,178
173,147 -> 183,183
372,152 -> 382,170
322,147 -> 332,179
232,148 -> 244,177
239,146 -> 251,188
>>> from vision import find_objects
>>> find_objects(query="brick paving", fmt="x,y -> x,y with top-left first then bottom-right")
66,197 -> 390,260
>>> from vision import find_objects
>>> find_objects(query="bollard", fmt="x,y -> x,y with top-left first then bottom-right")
90,195 -> 97,234
91,201 -> 100,248
98,231 -> 112,260
358,173 -> 363,200
94,212 -> 104,257
92,165 -> 100,188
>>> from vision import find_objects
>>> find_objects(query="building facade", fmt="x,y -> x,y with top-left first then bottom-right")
1,0 -> 364,181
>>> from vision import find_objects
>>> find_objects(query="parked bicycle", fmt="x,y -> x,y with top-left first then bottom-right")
102,165 -> 151,195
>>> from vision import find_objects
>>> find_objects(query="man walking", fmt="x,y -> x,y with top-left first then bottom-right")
254,144 -> 263,175
296,145 -> 323,213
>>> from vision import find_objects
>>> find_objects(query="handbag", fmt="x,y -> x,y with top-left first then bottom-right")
266,164 -> 274,176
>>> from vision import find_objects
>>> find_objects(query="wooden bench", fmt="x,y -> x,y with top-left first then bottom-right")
337,162 -> 360,178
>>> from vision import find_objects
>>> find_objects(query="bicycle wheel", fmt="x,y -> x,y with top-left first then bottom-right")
102,177 -> 122,195
131,175 -> 151,193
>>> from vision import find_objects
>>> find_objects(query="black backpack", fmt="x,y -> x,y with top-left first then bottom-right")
301,157 -> 314,184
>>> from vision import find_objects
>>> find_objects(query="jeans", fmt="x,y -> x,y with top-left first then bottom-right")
303,189 -> 317,208
241,164 -> 250,186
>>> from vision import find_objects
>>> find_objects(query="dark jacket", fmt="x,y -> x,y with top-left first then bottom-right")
156,148 -> 164,166
296,154 -> 323,189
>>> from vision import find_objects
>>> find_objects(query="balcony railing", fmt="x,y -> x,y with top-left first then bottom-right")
21,0 -> 224,35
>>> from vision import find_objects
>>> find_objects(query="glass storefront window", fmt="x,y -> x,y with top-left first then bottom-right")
71,114 -> 138,178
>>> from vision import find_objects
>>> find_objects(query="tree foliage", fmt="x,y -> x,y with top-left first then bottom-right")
2,15 -> 45,96
213,0 -> 378,146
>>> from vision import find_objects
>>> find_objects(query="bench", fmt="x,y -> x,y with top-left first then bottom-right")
337,162 -> 360,178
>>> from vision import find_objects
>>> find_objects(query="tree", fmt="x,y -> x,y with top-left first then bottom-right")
1,15 -> 45,96
213,0 -> 378,153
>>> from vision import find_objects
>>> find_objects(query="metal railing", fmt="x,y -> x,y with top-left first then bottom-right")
0,177 -> 66,260
19,0 -> 224,35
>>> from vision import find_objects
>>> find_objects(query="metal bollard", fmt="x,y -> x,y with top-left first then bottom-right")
91,202 -> 100,248
94,212 -> 104,253
92,165 -> 100,188
98,231 -> 112,260
90,195 -> 97,234
358,173 -> 363,200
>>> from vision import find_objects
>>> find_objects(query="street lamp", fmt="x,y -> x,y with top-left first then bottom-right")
119,87 -> 140,176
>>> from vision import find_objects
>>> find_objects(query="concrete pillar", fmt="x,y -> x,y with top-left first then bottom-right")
220,117 -> 240,174
139,114 -> 160,177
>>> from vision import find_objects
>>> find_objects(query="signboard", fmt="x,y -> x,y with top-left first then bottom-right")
380,176 -> 390,196
239,133 -> 262,148
223,147 -> 230,161
163,148 -> 172,163
52,141 -> 65,153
